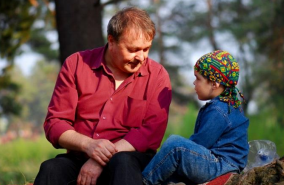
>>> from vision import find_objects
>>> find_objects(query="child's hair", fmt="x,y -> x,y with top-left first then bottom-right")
194,50 -> 245,109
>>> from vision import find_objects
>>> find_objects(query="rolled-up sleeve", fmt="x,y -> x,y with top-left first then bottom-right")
44,54 -> 79,148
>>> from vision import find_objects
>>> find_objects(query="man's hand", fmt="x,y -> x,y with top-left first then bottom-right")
83,139 -> 117,166
77,158 -> 103,185
58,131 -> 117,166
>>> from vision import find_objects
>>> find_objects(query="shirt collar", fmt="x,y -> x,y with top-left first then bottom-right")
201,96 -> 219,109
91,44 -> 108,70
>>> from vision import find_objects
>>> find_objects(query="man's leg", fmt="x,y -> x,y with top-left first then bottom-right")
97,151 -> 154,185
34,153 -> 86,185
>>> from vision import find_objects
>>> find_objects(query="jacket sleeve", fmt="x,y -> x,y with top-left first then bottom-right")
189,106 -> 230,149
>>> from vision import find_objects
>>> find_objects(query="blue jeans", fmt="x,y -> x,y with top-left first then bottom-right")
142,135 -> 238,185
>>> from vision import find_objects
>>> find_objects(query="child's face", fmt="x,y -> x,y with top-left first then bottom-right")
193,71 -> 214,101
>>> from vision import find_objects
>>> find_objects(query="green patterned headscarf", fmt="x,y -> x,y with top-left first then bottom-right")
194,50 -> 245,109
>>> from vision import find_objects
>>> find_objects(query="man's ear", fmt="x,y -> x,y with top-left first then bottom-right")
108,35 -> 115,45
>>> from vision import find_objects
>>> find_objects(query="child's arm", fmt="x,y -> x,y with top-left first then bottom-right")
189,107 -> 230,149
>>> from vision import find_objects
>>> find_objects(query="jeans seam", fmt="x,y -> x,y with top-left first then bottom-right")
144,146 -> 210,180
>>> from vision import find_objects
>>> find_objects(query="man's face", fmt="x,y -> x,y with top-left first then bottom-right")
107,29 -> 152,74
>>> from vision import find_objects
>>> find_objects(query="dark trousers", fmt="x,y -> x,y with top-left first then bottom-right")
34,151 -> 154,185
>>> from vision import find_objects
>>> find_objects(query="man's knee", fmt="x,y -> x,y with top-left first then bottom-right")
109,151 -> 135,167
38,156 -> 79,176
39,159 -> 58,174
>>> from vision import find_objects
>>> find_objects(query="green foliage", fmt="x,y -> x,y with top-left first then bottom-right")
0,0 -> 38,61
0,0 -> 57,120
28,29 -> 58,61
0,66 -> 22,116
174,103 -> 198,138
9,60 -> 60,128
248,111 -> 284,157
0,136 -> 65,185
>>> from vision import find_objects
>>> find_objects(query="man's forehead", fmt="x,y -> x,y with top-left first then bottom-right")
120,28 -> 153,41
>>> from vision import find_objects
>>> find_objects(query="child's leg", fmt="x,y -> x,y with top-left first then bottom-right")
142,135 -> 237,185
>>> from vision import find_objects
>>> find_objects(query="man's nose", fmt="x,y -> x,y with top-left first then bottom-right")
135,50 -> 145,61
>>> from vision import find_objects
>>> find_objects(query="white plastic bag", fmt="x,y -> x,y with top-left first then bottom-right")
243,140 -> 279,172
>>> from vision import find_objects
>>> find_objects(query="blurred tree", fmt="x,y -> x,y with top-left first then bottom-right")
55,0 -> 124,65
0,66 -> 22,117
27,60 -> 59,127
0,0 -> 38,61
9,60 -> 59,130
152,0 -> 284,117
0,0 -> 38,118
216,0 -> 284,124
145,0 -> 199,107
254,0 -> 284,125
0,0 -> 57,129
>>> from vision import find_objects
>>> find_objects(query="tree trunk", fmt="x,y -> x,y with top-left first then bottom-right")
55,0 -> 105,65
206,0 -> 218,51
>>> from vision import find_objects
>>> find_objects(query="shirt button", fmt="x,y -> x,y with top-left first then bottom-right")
110,98 -> 113,101
96,133 -> 99,137
102,116 -> 106,120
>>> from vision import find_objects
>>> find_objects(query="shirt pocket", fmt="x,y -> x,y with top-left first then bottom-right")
118,96 -> 147,128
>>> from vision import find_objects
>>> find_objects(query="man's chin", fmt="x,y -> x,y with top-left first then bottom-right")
125,65 -> 141,73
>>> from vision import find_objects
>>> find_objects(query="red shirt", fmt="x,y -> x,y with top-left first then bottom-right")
44,45 -> 172,153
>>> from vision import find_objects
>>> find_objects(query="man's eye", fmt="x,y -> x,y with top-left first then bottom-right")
143,48 -> 149,52
129,49 -> 137,52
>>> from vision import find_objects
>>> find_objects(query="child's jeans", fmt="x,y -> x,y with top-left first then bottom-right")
142,135 -> 239,185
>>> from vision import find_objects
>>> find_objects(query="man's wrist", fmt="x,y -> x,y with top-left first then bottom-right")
80,136 -> 93,153
115,139 -> 135,152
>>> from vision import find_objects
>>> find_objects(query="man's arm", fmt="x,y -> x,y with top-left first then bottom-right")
114,139 -> 135,152
58,130 -> 117,166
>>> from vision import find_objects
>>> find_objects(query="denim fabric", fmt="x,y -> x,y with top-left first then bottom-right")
142,135 -> 238,184
190,97 -> 249,170
142,97 -> 249,184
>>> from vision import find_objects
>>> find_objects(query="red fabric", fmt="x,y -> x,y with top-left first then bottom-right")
44,46 -> 172,153
204,173 -> 234,185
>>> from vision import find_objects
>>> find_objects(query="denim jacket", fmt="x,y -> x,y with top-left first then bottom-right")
189,97 -> 249,171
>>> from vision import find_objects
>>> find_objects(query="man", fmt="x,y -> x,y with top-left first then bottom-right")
34,7 -> 172,185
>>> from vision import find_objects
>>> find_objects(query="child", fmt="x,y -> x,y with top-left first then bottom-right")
142,50 -> 249,185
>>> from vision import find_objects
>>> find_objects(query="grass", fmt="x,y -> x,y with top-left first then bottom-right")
247,111 -> 284,157
0,104 -> 283,184
0,136 -> 65,185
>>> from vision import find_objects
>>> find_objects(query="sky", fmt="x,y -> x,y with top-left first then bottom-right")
0,29 -> 58,76
0,50 -> 41,76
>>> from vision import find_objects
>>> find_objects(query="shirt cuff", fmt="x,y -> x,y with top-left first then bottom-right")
123,128 -> 149,152
44,120 -> 75,148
